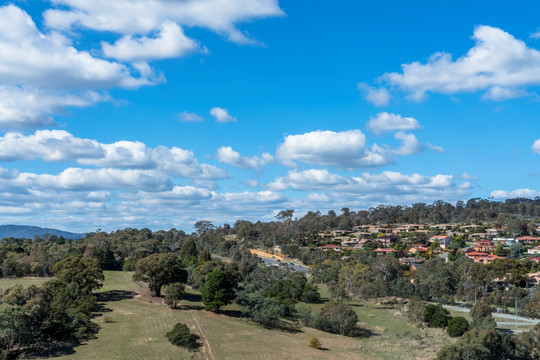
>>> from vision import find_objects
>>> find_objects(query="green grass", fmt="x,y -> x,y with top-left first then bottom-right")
3,272 -> 453,360
0,276 -> 50,290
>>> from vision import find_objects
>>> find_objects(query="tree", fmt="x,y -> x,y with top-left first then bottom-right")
166,323 -> 199,349
52,255 -> 104,294
201,269 -> 237,312
407,297 -> 426,324
194,220 -> 215,235
0,304 -> 29,352
510,243 -> 525,258
315,301 -> 359,336
447,316 -> 469,337
470,301 -> 496,329
134,254 -> 187,297
199,249 -> 211,263
425,304 -> 451,328
164,283 -> 185,309
494,243 -> 505,257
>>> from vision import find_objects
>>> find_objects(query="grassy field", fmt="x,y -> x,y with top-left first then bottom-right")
1,272 -> 454,360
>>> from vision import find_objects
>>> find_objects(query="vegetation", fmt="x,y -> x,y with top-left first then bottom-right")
201,269 -> 237,312
165,322 -> 200,350
164,283 -> 185,309
133,253 -> 187,296
447,316 -> 469,337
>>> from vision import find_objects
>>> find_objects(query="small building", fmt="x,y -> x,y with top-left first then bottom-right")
516,236 -> 540,244
319,244 -> 342,252
486,228 -> 500,236
377,235 -> 397,247
473,240 -> 496,253
409,243 -> 429,255
465,251 -> 504,264
492,238 -> 515,246
374,248 -> 395,256
399,257 -> 425,265
429,235 -> 451,248
528,245 -> 540,255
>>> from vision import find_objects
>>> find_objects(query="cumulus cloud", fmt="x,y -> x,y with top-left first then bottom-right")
366,112 -> 421,135
0,5 -> 155,91
178,111 -> 204,122
392,132 -> 423,155
45,0 -> 284,44
358,83 -> 390,106
102,22 -> 202,62
381,25 -> 540,101
0,130 -> 229,182
457,172 -> 478,181
276,130 -> 391,168
532,139 -> 540,154
490,188 -> 540,199
265,169 -> 470,198
216,146 -> 274,170
0,86 -> 108,129
0,130 -> 103,161
210,107 -> 237,123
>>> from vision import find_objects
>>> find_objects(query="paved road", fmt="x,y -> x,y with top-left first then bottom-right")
260,257 -> 311,275
442,304 -> 540,332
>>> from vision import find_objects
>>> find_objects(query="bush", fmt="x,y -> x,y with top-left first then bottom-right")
164,283 -> 185,309
166,323 -> 199,349
447,316 -> 469,337
308,336 -> 321,349
407,297 -> 426,324
425,304 -> 451,328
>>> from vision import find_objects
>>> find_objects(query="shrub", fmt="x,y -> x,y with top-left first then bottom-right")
164,283 -> 185,309
308,336 -> 321,349
425,304 -> 451,328
166,323 -> 199,349
447,316 -> 469,337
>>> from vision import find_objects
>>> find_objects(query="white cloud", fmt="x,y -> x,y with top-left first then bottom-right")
490,188 -> 540,199
358,83 -> 390,106
102,22 -> 201,62
0,86 -> 108,129
0,130 -> 103,161
178,111 -> 204,122
265,169 -> 470,200
366,112 -> 421,135
276,130 -> 391,168
532,139 -> 540,154
210,107 -> 237,123
216,146 -> 273,170
392,132 -> 423,155
427,142 -> 445,153
0,5 -> 155,91
45,0 -> 284,44
382,25 -> 540,101
457,172 -> 478,181
0,130 -> 229,182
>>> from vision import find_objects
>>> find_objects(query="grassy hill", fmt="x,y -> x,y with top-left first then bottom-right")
0,224 -> 85,240
0,272 -> 455,360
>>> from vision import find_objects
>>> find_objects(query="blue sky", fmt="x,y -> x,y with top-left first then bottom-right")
0,0 -> 539,232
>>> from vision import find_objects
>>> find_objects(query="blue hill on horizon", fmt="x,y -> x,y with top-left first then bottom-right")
0,224 -> 86,240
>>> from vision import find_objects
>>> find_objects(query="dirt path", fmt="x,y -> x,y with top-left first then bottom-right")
191,313 -> 214,360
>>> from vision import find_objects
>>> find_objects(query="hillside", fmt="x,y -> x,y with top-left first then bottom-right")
0,224 -> 85,240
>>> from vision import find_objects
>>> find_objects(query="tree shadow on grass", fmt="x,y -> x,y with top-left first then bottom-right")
220,309 -> 243,318
183,292 -> 202,303
98,290 -> 137,302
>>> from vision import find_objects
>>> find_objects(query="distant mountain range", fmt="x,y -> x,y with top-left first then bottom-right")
0,225 -> 86,240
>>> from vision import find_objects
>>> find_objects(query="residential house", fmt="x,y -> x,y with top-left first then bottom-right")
473,240 -> 496,253
399,257 -> 425,266
486,228 -> 500,236
465,251 -> 504,264
409,243 -> 429,255
377,235 -> 397,247
429,235 -> 451,248
492,238 -> 515,246
319,244 -> 342,252
373,248 -> 395,256
528,245 -> 540,255
516,236 -> 540,244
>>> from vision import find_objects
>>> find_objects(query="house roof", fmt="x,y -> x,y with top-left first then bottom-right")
373,248 -> 395,253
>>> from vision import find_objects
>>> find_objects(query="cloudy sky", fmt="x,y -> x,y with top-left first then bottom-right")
0,0 -> 539,232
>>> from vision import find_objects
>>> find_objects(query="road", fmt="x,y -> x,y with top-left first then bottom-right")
442,304 -> 540,332
259,257 -> 311,275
